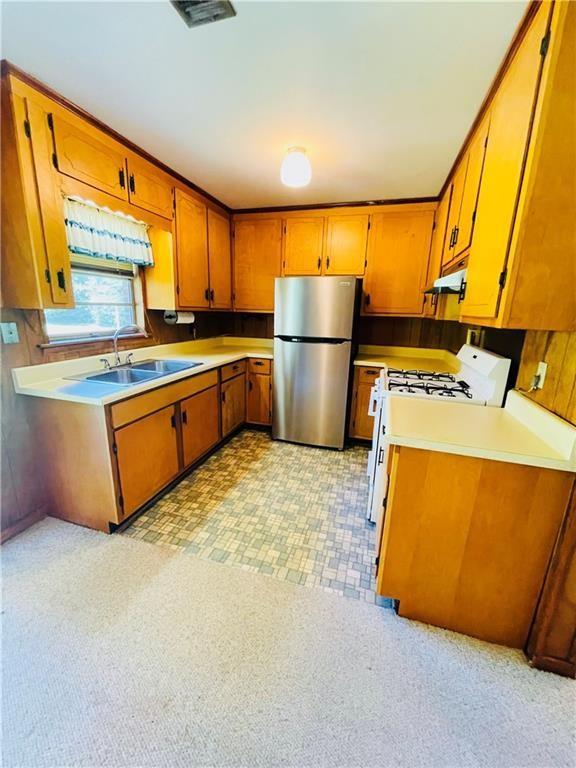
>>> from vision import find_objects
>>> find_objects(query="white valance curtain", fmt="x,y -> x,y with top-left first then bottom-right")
63,197 -> 154,267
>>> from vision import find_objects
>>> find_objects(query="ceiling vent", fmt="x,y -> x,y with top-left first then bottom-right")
170,0 -> 236,28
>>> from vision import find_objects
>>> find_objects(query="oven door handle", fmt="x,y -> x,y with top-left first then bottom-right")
368,387 -> 380,417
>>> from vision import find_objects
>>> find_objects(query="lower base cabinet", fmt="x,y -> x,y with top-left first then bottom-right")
349,367 -> 379,439
247,372 -> 272,425
115,404 -> 180,517
221,373 -> 246,436
181,384 -> 220,467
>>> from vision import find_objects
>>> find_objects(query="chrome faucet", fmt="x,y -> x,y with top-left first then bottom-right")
111,324 -> 147,367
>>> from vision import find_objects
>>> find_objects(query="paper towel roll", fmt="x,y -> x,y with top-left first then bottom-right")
164,310 -> 195,325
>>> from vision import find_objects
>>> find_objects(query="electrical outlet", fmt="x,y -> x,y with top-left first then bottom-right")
0,322 -> 19,344
536,361 -> 547,389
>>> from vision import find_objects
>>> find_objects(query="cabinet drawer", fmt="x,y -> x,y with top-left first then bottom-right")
221,360 -> 246,382
358,367 -> 381,385
110,370 -> 218,428
248,358 -> 271,375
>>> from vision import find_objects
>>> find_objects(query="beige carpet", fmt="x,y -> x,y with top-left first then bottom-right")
2,519 -> 574,768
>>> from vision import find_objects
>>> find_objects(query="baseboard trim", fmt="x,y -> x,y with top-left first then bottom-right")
1,508 -> 46,544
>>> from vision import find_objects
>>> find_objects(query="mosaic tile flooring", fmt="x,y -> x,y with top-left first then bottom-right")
123,430 -> 384,603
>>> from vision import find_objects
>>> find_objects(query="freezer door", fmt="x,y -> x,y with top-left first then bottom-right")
273,337 -> 352,449
274,276 -> 357,339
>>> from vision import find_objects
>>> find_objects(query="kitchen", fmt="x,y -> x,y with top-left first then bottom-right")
1,1 -> 575,766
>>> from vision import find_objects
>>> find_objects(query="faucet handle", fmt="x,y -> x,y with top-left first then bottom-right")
125,353 -> 134,366
99,358 -> 111,370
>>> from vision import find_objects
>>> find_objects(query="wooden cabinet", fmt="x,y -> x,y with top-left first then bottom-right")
324,214 -> 368,275
282,217 -> 324,275
423,190 -> 452,317
363,209 -> 434,315
246,358 -> 272,425
349,367 -> 379,439
126,156 -> 173,219
207,208 -> 232,309
441,157 -> 468,268
114,404 -> 180,516
174,189 -> 210,309
453,118 -> 489,259
181,384 -> 220,467
1,87 -> 73,308
461,2 -> 552,320
50,112 -> 128,201
221,373 -> 246,436
233,219 -> 282,311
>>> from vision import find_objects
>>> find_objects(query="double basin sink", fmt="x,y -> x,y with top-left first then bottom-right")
69,359 -> 203,388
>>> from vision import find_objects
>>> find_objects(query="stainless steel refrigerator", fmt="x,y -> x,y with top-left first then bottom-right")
272,276 -> 357,449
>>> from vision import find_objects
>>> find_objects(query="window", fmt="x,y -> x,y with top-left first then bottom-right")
44,268 -> 138,341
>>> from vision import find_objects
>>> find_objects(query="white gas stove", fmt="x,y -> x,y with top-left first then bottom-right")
366,345 -> 511,524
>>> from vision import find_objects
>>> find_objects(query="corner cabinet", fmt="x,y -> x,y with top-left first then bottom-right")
246,358 -> 272,425
221,365 -> 246,436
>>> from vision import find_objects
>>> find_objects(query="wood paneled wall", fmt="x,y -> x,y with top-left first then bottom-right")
517,331 -> 576,425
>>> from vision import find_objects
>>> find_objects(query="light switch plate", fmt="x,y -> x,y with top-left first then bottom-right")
536,361 -> 548,389
0,322 -> 19,344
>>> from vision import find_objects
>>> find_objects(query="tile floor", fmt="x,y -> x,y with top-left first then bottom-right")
124,430 -> 387,604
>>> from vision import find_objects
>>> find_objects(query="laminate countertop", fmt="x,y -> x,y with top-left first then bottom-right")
12,338 -> 459,407
386,390 -> 576,472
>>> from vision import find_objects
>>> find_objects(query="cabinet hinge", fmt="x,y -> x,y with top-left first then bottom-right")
364,258 -> 367,268
47,113 -> 54,130
431,220 -> 436,231
283,225 -> 287,235
368,220 -> 371,230
484,135 -> 489,149
44,269 -> 51,284
540,30 -> 551,58
498,268 -> 508,290
282,260 -> 285,269
375,556 -> 379,568
23,119 -> 31,138
112,442 -> 118,454
471,210 -> 476,224
176,285 -> 180,294
52,153 -> 58,170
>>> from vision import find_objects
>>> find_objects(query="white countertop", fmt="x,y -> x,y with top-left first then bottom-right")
12,337 -> 273,406
386,389 -> 576,472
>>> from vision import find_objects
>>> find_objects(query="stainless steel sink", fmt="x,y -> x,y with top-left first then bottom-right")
84,368 -> 163,385
131,359 -> 202,374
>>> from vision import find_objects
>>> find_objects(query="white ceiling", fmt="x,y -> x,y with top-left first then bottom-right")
1,0 -> 527,209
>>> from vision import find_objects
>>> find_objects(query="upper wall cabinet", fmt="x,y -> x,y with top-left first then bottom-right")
363,209 -> 434,315
50,113 -> 128,201
126,156 -> 174,219
423,189 -> 451,317
207,208 -> 232,310
283,217 -> 324,276
461,0 -> 575,330
324,214 -> 369,275
174,189 -> 210,309
233,219 -> 282,311
1,87 -> 73,309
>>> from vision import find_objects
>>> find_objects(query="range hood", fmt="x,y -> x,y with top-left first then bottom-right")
424,268 -> 467,297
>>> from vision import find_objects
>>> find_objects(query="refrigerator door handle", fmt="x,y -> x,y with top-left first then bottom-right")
275,335 -> 348,345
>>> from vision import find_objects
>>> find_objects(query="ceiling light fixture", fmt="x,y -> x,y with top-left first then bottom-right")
280,147 -> 312,188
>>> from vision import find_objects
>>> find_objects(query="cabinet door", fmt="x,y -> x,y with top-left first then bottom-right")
363,210 -> 434,315
207,208 -> 232,309
349,379 -> 374,439
462,5 -> 549,318
324,214 -> 369,275
181,384 -> 220,467
50,113 -> 128,201
441,158 -> 468,267
221,374 -> 246,436
283,217 -> 324,275
127,157 -> 174,219
453,117 -> 490,258
115,405 -> 180,516
233,219 -> 282,311
247,372 -> 272,425
175,189 -> 210,308
423,189 -> 452,316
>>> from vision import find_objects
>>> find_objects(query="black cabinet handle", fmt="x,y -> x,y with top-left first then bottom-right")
253,361 -> 264,367
182,410 -> 188,424
119,168 -> 125,189
248,380 -> 253,391
317,257 -> 321,271
204,288 -> 210,301
326,257 -> 330,269
170,414 -> 176,428
221,391 -> 226,403
364,293 -> 371,306
458,280 -> 467,304
453,226 -> 459,246
366,370 -> 377,376
56,269 -> 66,291
129,174 -> 135,193
210,289 -> 215,302
232,365 -> 238,371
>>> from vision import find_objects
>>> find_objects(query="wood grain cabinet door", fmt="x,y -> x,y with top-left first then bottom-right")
114,405 -> 180,516
363,210 -> 434,315
207,208 -> 232,309
324,214 -> 369,275
462,3 -> 549,318
349,368 -> 378,439
50,113 -> 128,201
180,384 -> 220,467
233,219 -> 282,311
127,157 -> 174,219
453,117 -> 490,258
175,189 -> 210,309
247,372 -> 272,425
423,189 -> 452,316
441,159 -> 468,267
282,217 -> 324,275
221,374 -> 246,436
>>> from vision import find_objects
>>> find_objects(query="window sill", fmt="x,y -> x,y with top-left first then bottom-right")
37,333 -> 148,350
